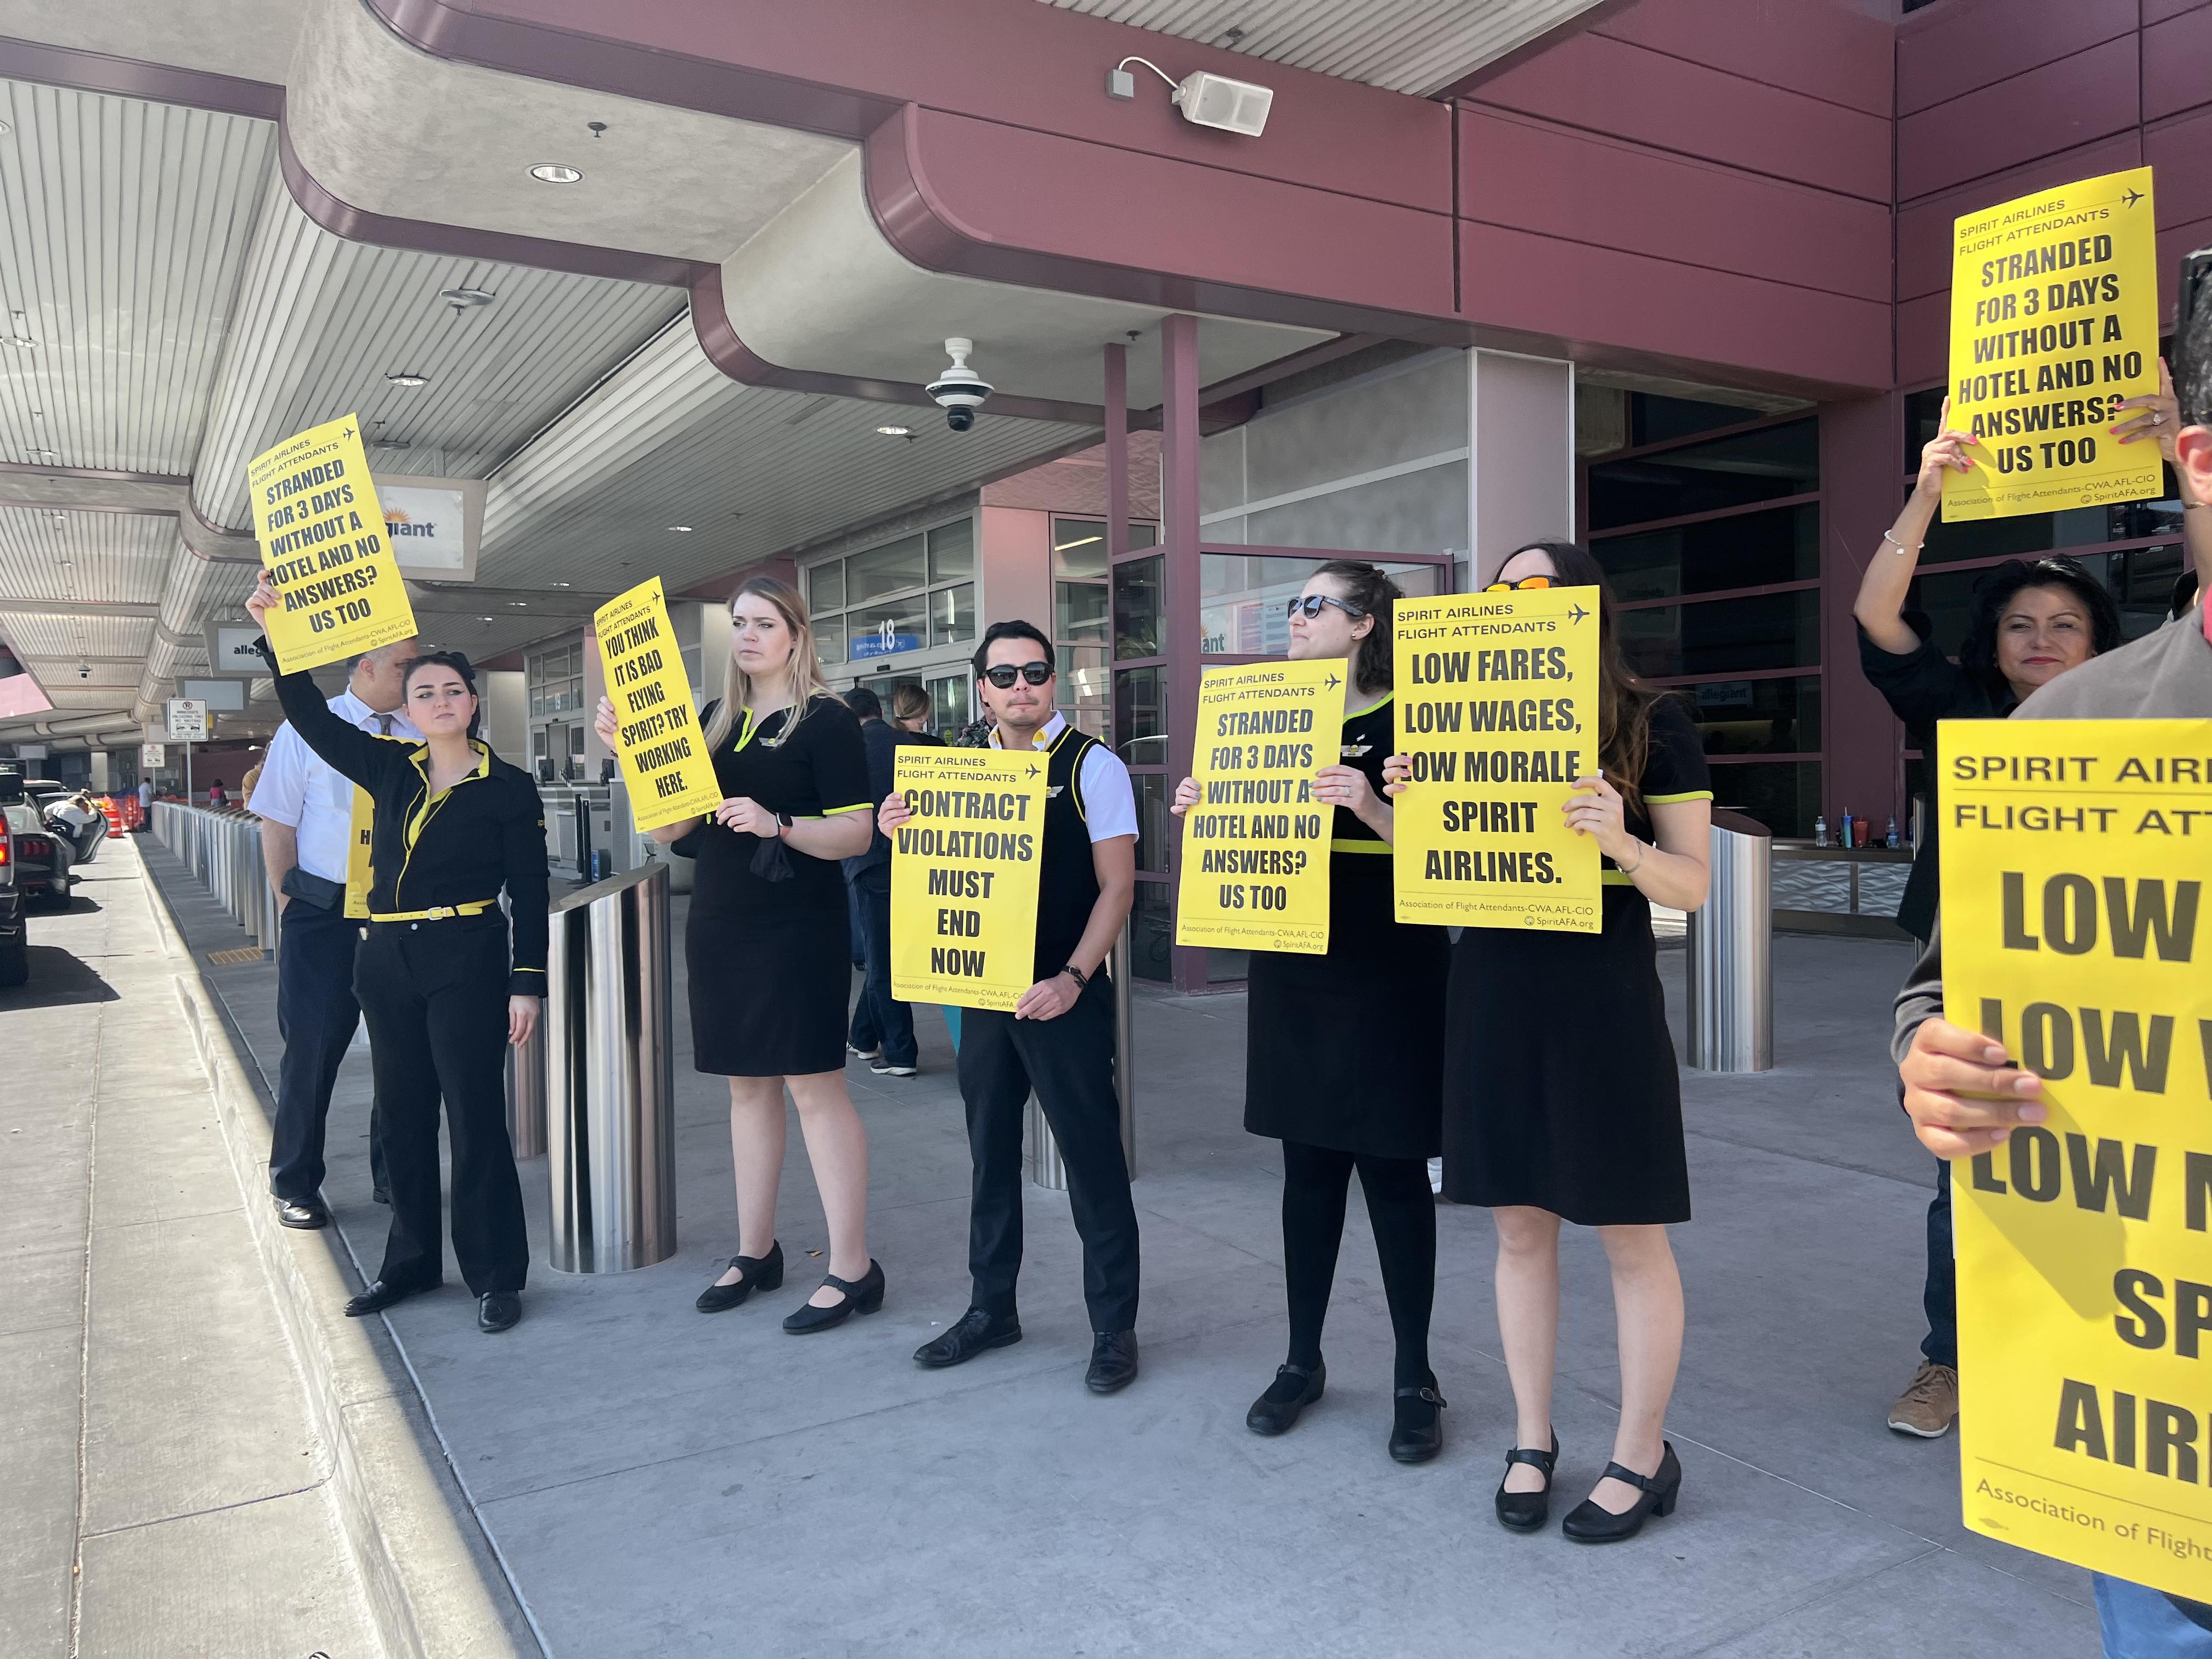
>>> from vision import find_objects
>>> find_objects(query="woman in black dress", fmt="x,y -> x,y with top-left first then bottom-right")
1389,539 -> 1712,1542
595,575 -> 881,1333
1172,561 -> 1451,1462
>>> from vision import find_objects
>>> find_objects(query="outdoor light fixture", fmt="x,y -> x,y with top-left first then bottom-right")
385,371 -> 428,387
530,163 -> 583,184
1107,57 -> 1272,137
667,524 -> 693,533
441,286 -> 497,309
876,425 -> 913,437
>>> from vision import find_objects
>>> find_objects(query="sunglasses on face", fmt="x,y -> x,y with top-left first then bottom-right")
983,662 -> 1053,689
1483,574 -> 1555,592
1285,594 -> 1367,621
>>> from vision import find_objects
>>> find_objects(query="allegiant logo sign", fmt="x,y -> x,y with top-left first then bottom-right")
374,483 -> 469,574
385,507 -> 440,539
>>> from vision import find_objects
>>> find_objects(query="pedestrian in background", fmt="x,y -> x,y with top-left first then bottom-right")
889,682 -> 940,740
842,684 -> 918,1078
207,777 -> 227,808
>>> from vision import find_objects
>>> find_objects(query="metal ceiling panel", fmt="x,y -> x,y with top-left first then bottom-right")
0,609 -> 151,658
0,506 -> 173,605
191,182 -> 684,529
1043,0 -> 1609,95
0,80 -> 276,473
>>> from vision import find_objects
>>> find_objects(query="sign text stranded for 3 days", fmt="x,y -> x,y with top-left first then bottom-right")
889,747 -> 1047,1012
592,578 -> 721,833
1391,586 -> 1602,933
1944,166 -> 2160,521
246,413 -> 417,674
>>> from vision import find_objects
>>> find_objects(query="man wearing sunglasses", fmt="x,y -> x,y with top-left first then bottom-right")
879,620 -> 1145,1392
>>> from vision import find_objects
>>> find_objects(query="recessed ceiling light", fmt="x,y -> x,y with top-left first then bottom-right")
877,425 -> 913,437
385,371 -> 428,388
479,614 -> 494,622
553,581 -> 571,588
510,601 -> 528,607
530,163 -> 583,184
667,524 -> 693,533
441,286 -> 497,309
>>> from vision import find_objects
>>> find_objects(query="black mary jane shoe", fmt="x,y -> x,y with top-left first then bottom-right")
477,1291 -> 522,1334
782,1260 -> 885,1334
695,1242 -> 783,1314
1245,1360 -> 1326,1436
344,1278 -> 438,1318
1560,1441 -> 1682,1544
1494,1432 -> 1560,1532
1387,1376 -> 1447,1464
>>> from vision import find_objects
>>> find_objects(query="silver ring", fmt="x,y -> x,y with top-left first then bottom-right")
2153,413 -> 2165,426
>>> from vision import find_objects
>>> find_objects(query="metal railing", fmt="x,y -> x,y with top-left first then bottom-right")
151,802 -> 278,953
1686,810 -> 1774,1073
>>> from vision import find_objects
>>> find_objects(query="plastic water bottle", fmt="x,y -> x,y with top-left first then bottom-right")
1813,814 -> 1829,848
1841,809 -> 1855,849
1886,817 -> 1900,849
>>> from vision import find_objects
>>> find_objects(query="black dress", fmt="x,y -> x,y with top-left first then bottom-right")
1857,624 -> 2011,942
677,696 -> 872,1077
1245,696 -> 1448,1159
1441,697 -> 1712,1224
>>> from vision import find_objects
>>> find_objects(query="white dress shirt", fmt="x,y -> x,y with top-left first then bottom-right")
989,712 -> 1138,843
252,690 -> 421,881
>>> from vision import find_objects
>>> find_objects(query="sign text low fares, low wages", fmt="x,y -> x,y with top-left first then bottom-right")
1942,718 -> 2212,1599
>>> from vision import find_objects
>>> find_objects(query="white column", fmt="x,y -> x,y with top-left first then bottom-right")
1467,350 -> 1577,586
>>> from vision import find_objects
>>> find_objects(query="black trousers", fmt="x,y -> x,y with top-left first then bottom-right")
354,917 -> 528,1295
1922,1159 -> 1956,1368
958,977 -> 1140,1332
270,900 -> 386,1203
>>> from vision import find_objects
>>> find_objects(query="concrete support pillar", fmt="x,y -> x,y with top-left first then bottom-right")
1819,396 -> 1904,832
1104,342 -> 1129,562
1468,350 -> 1576,583
89,751 -> 111,793
1160,315 -> 1205,992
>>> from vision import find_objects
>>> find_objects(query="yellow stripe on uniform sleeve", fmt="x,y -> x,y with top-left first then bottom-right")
820,803 -> 873,815
1644,790 -> 1714,804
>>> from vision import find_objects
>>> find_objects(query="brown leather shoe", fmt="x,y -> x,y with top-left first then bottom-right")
1887,1361 -> 1959,1437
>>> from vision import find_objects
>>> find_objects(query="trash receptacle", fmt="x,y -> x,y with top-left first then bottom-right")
545,864 -> 676,1272
1686,809 -> 1773,1073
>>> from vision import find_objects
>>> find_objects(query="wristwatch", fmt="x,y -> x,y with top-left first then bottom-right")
775,810 -> 793,834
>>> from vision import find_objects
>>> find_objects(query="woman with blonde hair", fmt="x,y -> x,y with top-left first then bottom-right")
595,574 -> 882,1331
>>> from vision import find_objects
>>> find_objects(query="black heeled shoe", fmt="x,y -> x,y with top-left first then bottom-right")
782,1259 -> 885,1333
1245,1361 -> 1325,1436
1387,1376 -> 1447,1464
1493,1432 -> 1559,1532
1561,1442 -> 1682,1543
695,1242 -> 782,1313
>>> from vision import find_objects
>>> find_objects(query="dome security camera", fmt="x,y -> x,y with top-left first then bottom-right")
927,337 -> 992,432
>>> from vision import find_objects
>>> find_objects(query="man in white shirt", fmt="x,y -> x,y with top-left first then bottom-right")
879,620 -> 1145,1394
253,634 -> 419,1228
134,776 -> 152,825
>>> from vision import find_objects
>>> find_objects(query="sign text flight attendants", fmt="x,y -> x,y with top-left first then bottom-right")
246,413 -> 418,673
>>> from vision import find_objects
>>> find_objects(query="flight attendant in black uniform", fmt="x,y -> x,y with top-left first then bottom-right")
879,620 -> 1144,1392
1170,560 -> 1449,1461
247,574 -> 544,1334
1388,540 -> 1713,1542
596,574 -> 881,1331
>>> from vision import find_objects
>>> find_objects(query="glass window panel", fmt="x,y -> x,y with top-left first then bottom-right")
1114,555 -> 1164,660
1616,590 -> 1821,679
927,519 -> 974,583
809,558 -> 845,614
1114,665 -> 1165,764
1130,882 -> 1174,981
1920,494 -> 2187,565
1594,504 -> 1818,601
1199,553 -> 1450,656
929,582 -> 975,647
927,672 -> 970,736
1052,517 -> 1111,580
1585,417 -> 1819,532
1057,578 -> 1109,647
1706,759 -> 1822,839
1124,522 -> 1159,555
1058,644 -> 1109,736
1131,772 -> 1169,874
814,613 -> 844,667
846,534 -> 927,604
847,596 -> 927,661
1680,674 -> 1820,756
1630,393 -> 1763,447
1904,386 -> 1945,458
1911,544 -> 2188,657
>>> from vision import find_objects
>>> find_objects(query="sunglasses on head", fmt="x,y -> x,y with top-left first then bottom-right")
1483,574 -> 1555,592
1285,594 -> 1367,621
983,661 -> 1053,689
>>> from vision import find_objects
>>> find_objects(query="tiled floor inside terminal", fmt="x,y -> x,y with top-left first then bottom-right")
12,838 -> 2106,1656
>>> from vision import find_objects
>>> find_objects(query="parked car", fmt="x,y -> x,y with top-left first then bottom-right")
43,791 -> 105,864
3,801 -> 71,908
0,780 -> 29,987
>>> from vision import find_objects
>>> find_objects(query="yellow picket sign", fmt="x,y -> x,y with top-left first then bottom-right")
1944,166 -> 2161,521
1942,717 -> 2212,1601
592,577 -> 723,833
890,746 -> 1047,1012
1175,659 -> 1342,954
247,414 -> 417,674
1391,586 -> 1601,932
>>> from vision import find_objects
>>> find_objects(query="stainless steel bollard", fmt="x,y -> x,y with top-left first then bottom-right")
506,1021 -> 546,1160
1029,921 -> 1137,1189
1686,809 -> 1774,1073
544,864 -> 676,1272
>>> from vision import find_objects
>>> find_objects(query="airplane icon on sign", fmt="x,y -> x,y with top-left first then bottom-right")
2122,188 -> 2145,208
1026,763 -> 1041,778
1567,603 -> 1590,624
1325,673 -> 1341,689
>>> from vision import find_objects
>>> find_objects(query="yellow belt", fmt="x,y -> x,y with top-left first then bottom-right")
369,900 -> 496,922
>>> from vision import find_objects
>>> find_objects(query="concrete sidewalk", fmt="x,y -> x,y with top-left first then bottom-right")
136,846 -> 2101,1658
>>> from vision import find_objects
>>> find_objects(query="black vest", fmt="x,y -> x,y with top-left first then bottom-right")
1031,724 -> 1103,980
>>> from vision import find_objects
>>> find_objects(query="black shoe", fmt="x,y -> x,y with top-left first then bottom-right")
344,1278 -> 437,1317
1246,1361 -> 1325,1436
1494,1432 -> 1559,1532
782,1260 -> 885,1334
477,1291 -> 522,1334
1085,1329 -> 1139,1394
913,1307 -> 1022,1368
1561,1442 -> 1681,1543
1388,1376 -> 1447,1464
371,1186 -> 391,1206
275,1196 -> 329,1229
695,1242 -> 782,1313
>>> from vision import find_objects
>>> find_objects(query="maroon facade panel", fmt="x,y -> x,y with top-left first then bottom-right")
2144,0 -> 2212,24
1593,0 -> 1893,119
1895,133 -> 2145,303
2146,4 -> 2212,121
1895,0 -> 2137,117
1895,35 -> 2140,204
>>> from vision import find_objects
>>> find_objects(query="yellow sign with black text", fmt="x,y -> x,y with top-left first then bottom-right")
592,577 -> 723,833
1941,718 -> 2212,1600
1391,587 -> 1601,932
1944,167 -> 2161,521
246,414 -> 417,674
890,747 -> 1047,1012
1175,659 -> 1342,954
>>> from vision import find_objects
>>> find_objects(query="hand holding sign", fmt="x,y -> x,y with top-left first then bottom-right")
1899,1017 -> 2049,1159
